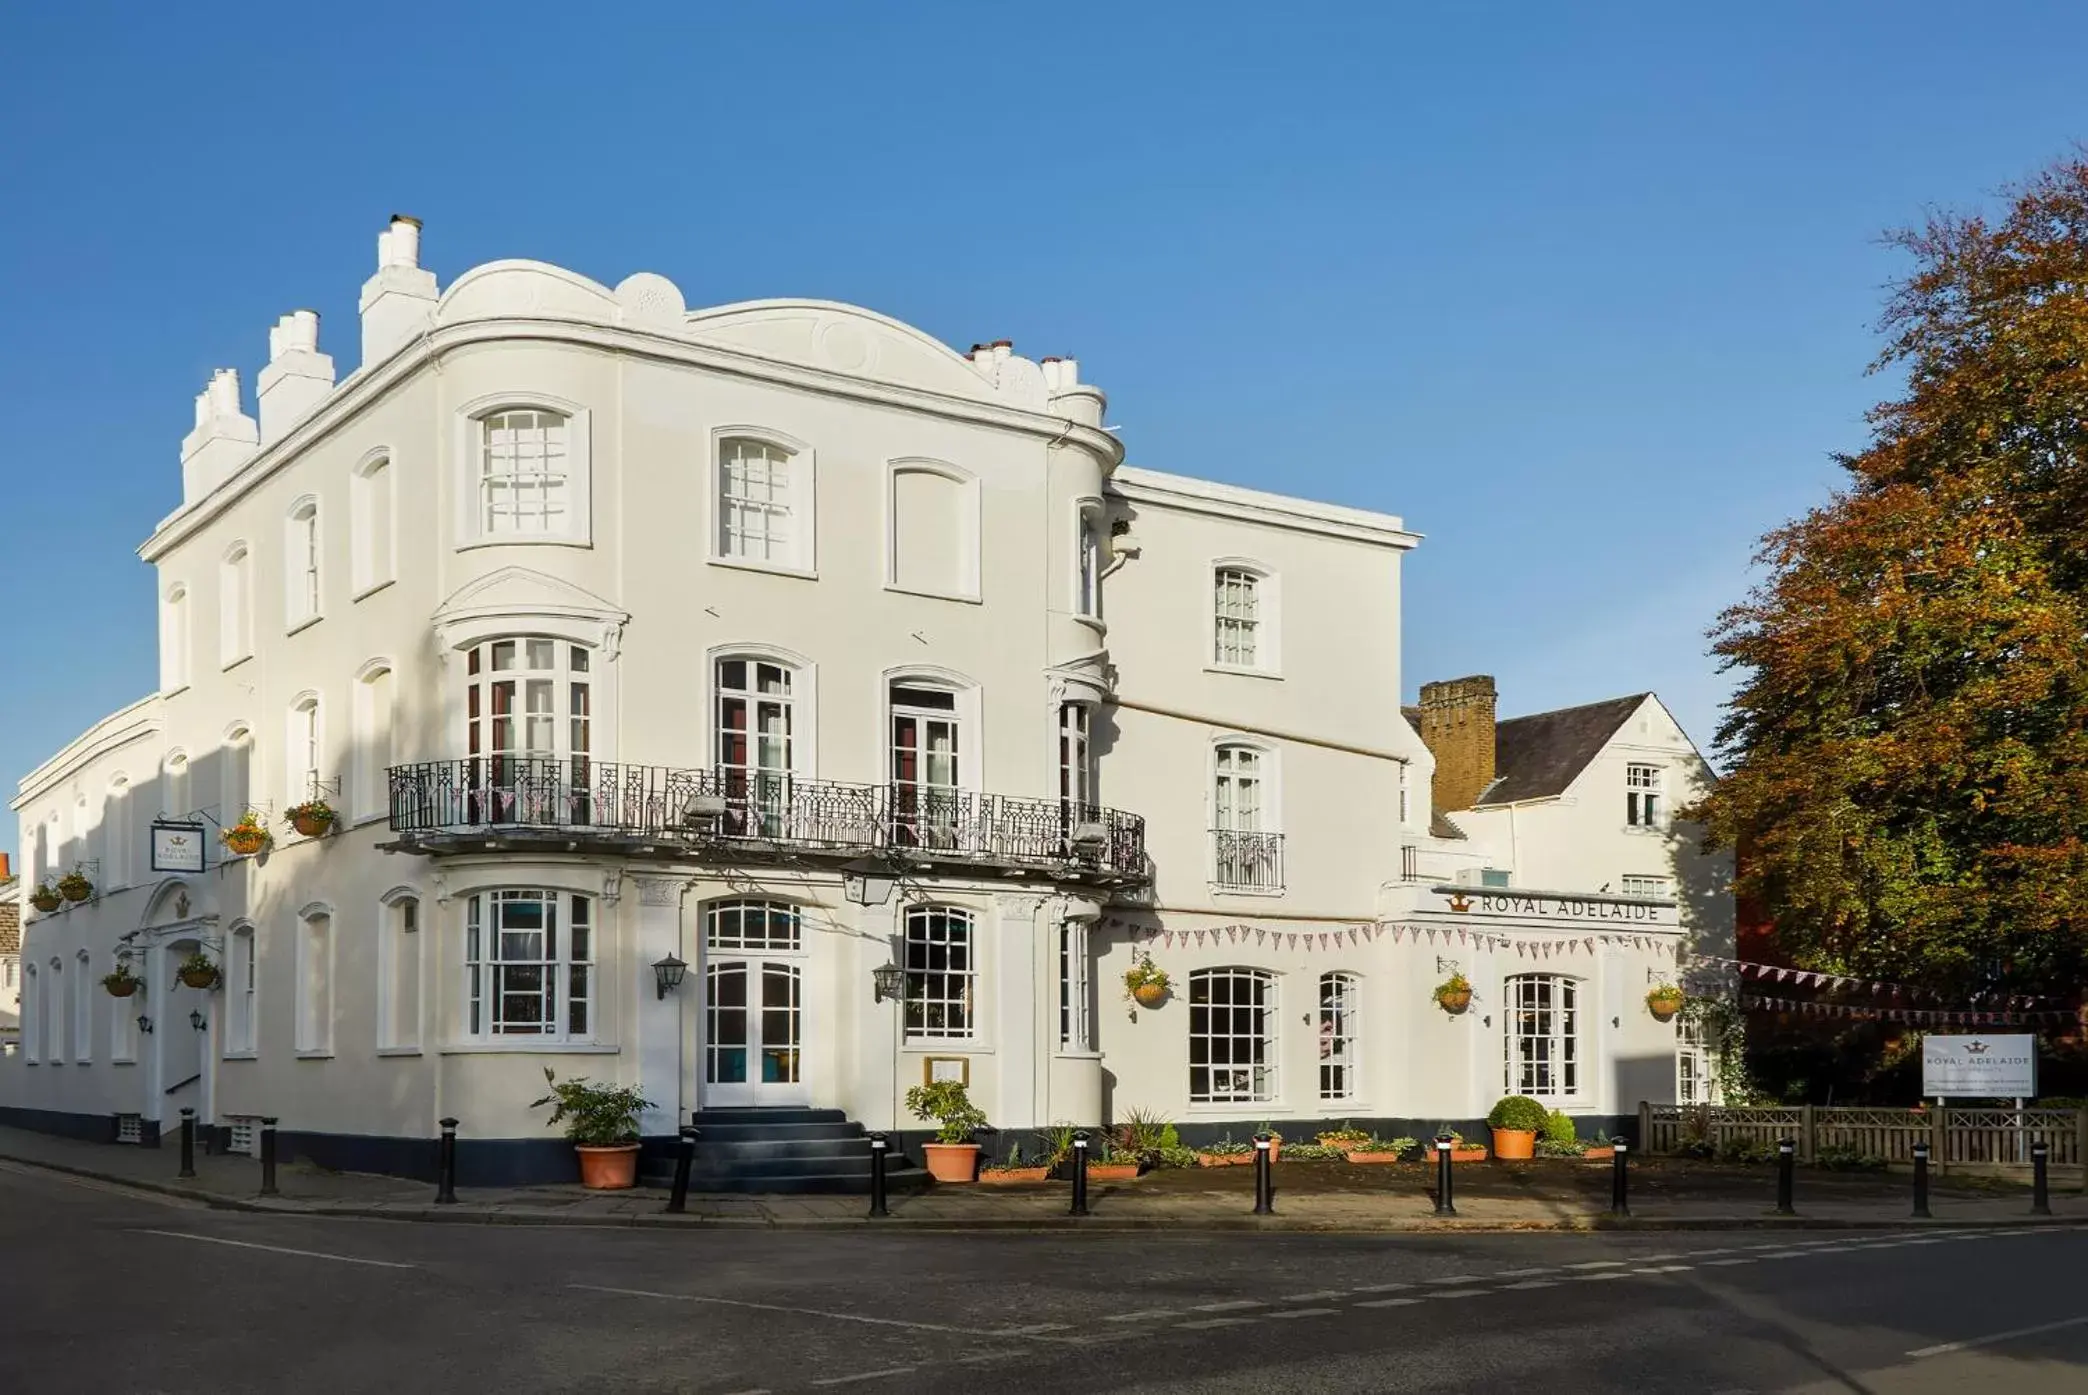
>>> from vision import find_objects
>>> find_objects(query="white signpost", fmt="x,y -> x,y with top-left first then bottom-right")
1922,1034 -> 2037,1099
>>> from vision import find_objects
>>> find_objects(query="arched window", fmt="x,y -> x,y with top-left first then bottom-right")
715,656 -> 796,836
286,497 -> 322,628
221,726 -> 253,821
163,752 -> 191,822
464,889 -> 593,1040
287,696 -> 322,808
378,893 -> 421,1051
886,459 -> 979,601
716,436 -> 802,567
50,958 -> 68,1068
352,453 -> 395,592
72,950 -> 93,1063
220,543 -> 252,666
1504,974 -> 1580,1099
1319,972 -> 1359,1101
481,410 -> 569,535
71,794 -> 94,876
888,675 -> 973,850
1210,561 -> 1280,674
21,965 -> 38,1063
1211,741 -> 1282,892
104,777 -> 132,888
296,906 -> 333,1055
354,663 -> 396,820
227,924 -> 259,1056
161,583 -> 190,691
704,899 -> 803,952
902,906 -> 975,1041
1189,968 -> 1277,1104
1074,498 -> 1104,619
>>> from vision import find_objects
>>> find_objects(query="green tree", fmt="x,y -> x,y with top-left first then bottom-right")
1697,153 -> 2088,998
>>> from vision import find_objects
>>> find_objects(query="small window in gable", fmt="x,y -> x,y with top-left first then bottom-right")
887,461 -> 979,601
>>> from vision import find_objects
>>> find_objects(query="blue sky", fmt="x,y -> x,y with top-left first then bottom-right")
4,2 -> 2085,861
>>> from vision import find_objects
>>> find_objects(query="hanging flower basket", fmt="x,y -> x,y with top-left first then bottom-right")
1434,973 -> 1473,1015
58,872 -> 94,903
29,883 -> 63,913
177,953 -> 222,991
285,799 -> 336,839
1123,952 -> 1171,1009
102,967 -> 142,998
1646,985 -> 1685,1023
221,814 -> 272,857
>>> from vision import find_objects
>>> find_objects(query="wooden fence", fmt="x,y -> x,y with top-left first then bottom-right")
1639,1103 -> 2088,1170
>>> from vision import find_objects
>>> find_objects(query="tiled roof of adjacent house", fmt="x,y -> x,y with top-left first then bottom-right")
1476,694 -> 1649,806
0,893 -> 19,956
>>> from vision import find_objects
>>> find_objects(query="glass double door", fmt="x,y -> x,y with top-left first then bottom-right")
702,958 -> 806,1106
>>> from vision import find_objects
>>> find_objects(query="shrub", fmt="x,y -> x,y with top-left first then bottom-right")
1714,1136 -> 1776,1165
1200,1136 -> 1253,1157
1535,1135 -> 1592,1158
1150,1146 -> 1202,1170
1812,1144 -> 1887,1172
1542,1109 -> 1578,1146
1281,1143 -> 1348,1161
904,1081 -> 988,1144
1115,1107 -> 1176,1158
1364,1136 -> 1418,1158
529,1068 -> 652,1147
1317,1124 -> 1373,1148
1487,1095 -> 1551,1132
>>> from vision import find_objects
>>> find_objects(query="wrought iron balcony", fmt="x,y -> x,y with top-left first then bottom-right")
1211,828 -> 1285,892
385,758 -> 1148,885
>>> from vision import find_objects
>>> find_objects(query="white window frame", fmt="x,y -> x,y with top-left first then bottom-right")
350,449 -> 396,597
462,888 -> 597,1044
162,751 -> 191,822
883,457 -> 981,603
102,776 -> 132,890
1626,763 -> 1664,829
378,888 -> 423,1053
1188,967 -> 1278,1105
1504,973 -> 1581,1101
1057,918 -> 1093,1052
220,725 -> 254,825
454,394 -> 594,550
1620,874 -> 1671,899
1318,971 -> 1358,1103
160,583 -> 190,693
287,693 -> 323,809
21,965 -> 37,1064
1207,558 -> 1281,678
1210,738 -> 1283,894
284,496 -> 323,632
1677,1013 -> 1709,1105
352,660 -> 397,825
901,905 -> 976,1043
225,922 -> 258,1059
1073,496 -> 1104,624
73,950 -> 93,1063
295,903 -> 335,1057
219,542 -> 252,668
708,426 -> 815,576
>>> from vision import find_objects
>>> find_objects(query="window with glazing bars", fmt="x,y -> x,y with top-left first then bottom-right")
481,410 -> 570,534
902,906 -> 974,1039
718,438 -> 794,562
1189,968 -> 1275,1103
1504,974 -> 1578,1097
1213,568 -> 1259,666
466,890 -> 592,1038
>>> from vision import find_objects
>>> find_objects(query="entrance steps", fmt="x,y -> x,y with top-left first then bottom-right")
644,1108 -> 932,1195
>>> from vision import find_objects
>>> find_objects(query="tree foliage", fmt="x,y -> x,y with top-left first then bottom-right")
1697,153 -> 2088,996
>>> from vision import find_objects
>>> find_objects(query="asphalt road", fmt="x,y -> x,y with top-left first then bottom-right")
6,1161 -> 2088,1394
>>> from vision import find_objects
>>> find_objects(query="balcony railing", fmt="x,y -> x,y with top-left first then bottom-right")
1211,828 -> 1285,892
386,758 -> 1147,882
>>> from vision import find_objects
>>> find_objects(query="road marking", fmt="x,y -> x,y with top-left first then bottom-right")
1502,1280 -> 1560,1290
1492,1267 -> 1556,1278
990,1322 -> 1070,1336
1266,1308 -> 1340,1319
1283,1290 -> 1349,1302
1190,1300 -> 1264,1313
1356,1297 -> 1424,1308
1563,1260 -> 1627,1270
810,1369 -> 914,1387
1178,1317 -> 1255,1330
1704,1258 -> 1755,1267
1757,1251 -> 1809,1259
132,1230 -> 416,1269
1352,1282 -> 1414,1293
1573,1272 -> 1631,1282
570,1285 -> 1008,1337
1105,1309 -> 1180,1323
1632,1254 -> 1681,1263
1908,1314 -> 2088,1359
1424,1274 -> 1487,1285
1427,1288 -> 1490,1299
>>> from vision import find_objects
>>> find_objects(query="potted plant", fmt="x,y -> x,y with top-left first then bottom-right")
1433,1129 -> 1490,1163
285,798 -> 336,839
1255,1124 -> 1285,1163
176,952 -> 221,991
221,811 -> 272,857
1123,952 -> 1171,1009
978,1141 -> 1049,1184
1534,1108 -> 1590,1158
1583,1133 -> 1622,1161
531,1068 -> 652,1189
1434,972 -> 1473,1014
28,882 -> 63,913
1316,1125 -> 1372,1152
1196,1136 -> 1254,1167
904,1080 -> 988,1183
1646,983 -> 1685,1022
1487,1095 -> 1549,1160
101,964 -> 142,998
1345,1135 -> 1418,1164
58,870 -> 94,903
1084,1134 -> 1141,1182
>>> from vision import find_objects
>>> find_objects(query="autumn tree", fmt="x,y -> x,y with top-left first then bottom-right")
1698,153 -> 2088,998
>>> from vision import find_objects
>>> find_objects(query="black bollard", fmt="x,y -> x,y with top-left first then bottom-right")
1774,1137 -> 1796,1216
1252,1132 -> 1275,1215
1912,1141 -> 1932,1218
259,1117 -> 279,1197
867,1132 -> 890,1219
178,1107 -> 196,1179
2031,1140 -> 2052,1216
435,1116 -> 459,1205
1433,1134 -> 1457,1217
1611,1139 -> 1630,1217
1069,1130 -> 1091,1217
667,1125 -> 697,1215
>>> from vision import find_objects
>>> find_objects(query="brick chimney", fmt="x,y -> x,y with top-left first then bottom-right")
1417,675 -> 1498,813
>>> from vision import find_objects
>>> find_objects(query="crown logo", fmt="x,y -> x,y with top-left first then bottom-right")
1965,1040 -> 1990,1055
1446,893 -> 1473,913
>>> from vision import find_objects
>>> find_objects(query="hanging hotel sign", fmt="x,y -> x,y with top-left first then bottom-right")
1922,1034 -> 2037,1098
150,820 -> 207,873
1434,888 -> 1671,924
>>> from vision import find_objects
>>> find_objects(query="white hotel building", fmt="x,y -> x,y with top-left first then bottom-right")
2,219 -> 1729,1184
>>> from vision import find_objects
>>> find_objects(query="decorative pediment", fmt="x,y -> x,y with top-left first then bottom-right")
431,566 -> 631,659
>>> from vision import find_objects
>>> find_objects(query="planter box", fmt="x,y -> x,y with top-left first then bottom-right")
1198,1153 -> 1253,1167
1085,1163 -> 1141,1182
978,1167 -> 1049,1184
1448,1147 -> 1489,1163
1344,1150 -> 1409,1164
1584,1146 -> 1619,1160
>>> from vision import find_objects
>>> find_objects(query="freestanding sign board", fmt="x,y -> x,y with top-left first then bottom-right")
1922,1034 -> 2038,1098
150,820 -> 207,874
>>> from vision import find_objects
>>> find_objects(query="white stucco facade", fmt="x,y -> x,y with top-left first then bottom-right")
3,218 -> 1715,1178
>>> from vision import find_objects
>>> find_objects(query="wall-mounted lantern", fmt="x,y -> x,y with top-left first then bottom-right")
871,963 -> 905,1004
652,954 -> 689,1001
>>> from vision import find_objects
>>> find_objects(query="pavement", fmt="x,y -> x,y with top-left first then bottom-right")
0,1123 -> 2077,1232
6,1157 -> 2088,1393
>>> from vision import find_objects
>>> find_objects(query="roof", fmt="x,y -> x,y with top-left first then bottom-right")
0,895 -> 18,956
1477,694 -> 1650,806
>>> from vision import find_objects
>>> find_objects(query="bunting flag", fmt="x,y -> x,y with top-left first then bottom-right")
1692,955 -> 2052,1008
1741,994 -> 2072,1027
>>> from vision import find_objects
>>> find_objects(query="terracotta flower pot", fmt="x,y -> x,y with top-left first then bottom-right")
1437,988 -> 1472,1014
1085,1162 -> 1140,1181
1132,981 -> 1169,1009
291,812 -> 333,838
178,966 -> 221,991
1197,1152 -> 1252,1167
224,828 -> 269,857
1345,1150 -> 1407,1164
1648,997 -> 1683,1023
1449,1146 -> 1489,1163
1584,1145 -> 1618,1160
978,1166 -> 1049,1184
1490,1128 -> 1536,1160
1265,1139 -> 1283,1163
104,978 -> 139,999
922,1142 -> 980,1183
576,1143 -> 642,1190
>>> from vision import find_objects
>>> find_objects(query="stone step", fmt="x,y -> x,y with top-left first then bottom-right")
689,1108 -> 849,1125
693,1155 -> 875,1181
693,1138 -> 870,1163
686,1122 -> 865,1145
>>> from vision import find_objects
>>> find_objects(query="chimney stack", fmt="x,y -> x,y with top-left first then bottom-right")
0,850 -> 12,883
258,309 -> 336,442
1417,675 -> 1498,814
180,368 -> 261,505
359,214 -> 439,369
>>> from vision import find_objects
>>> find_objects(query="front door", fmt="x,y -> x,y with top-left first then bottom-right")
703,960 -> 805,1106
